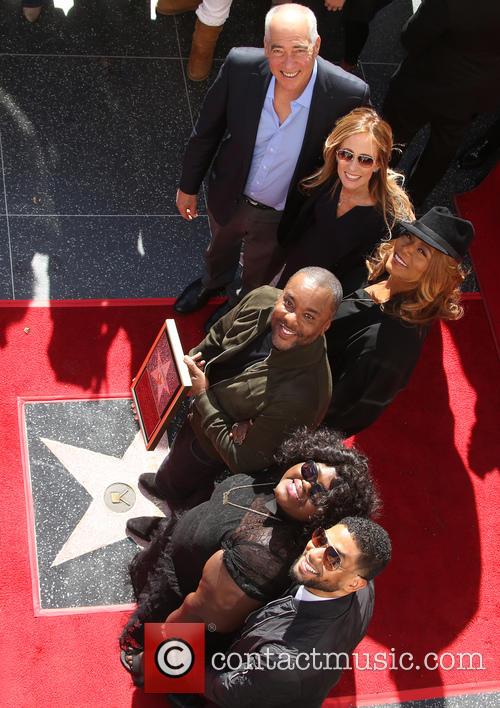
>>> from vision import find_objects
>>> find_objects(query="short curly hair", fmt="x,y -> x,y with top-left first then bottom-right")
340,516 -> 392,580
274,427 -> 381,529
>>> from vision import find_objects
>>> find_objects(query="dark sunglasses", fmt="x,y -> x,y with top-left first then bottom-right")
301,460 -> 328,505
311,526 -> 343,571
336,148 -> 375,168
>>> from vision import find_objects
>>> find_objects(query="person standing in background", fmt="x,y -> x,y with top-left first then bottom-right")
382,0 -> 500,206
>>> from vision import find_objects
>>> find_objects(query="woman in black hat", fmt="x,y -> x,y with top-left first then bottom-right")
325,206 -> 474,436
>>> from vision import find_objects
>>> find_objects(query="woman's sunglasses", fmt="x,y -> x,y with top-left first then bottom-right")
301,460 -> 328,505
336,148 -> 375,168
311,526 -> 343,571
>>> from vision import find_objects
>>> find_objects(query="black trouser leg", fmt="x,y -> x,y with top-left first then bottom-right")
383,87 -> 427,168
343,21 -> 370,65
343,0 -> 394,64
404,119 -> 468,205
154,418 -> 226,509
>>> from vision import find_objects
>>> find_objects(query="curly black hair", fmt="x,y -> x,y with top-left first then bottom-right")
274,427 -> 381,529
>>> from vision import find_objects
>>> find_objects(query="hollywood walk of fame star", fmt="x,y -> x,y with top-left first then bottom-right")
149,352 -> 172,410
41,431 -> 169,567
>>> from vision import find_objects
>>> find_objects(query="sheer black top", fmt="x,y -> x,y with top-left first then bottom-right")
171,470 -> 305,602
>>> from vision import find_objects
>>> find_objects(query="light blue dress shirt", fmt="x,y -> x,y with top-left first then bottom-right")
244,61 -> 318,211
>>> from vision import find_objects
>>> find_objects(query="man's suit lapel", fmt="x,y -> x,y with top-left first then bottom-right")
241,59 -> 272,161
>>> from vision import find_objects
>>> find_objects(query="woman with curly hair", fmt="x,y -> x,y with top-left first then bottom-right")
120,427 -> 379,684
277,106 -> 413,291
325,206 -> 474,436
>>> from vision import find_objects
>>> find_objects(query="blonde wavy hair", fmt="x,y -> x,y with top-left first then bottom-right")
301,107 -> 414,236
367,239 -> 467,325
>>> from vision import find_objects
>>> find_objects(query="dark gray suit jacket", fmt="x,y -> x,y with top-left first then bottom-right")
179,47 -> 370,244
204,583 -> 374,708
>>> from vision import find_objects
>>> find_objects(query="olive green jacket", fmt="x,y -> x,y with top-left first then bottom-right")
189,286 -> 332,474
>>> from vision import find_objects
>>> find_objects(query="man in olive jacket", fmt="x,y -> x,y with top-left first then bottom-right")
138,267 -> 341,510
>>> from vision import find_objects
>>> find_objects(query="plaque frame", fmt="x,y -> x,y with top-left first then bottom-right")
131,319 -> 191,450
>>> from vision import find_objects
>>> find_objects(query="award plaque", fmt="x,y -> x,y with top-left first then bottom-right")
131,319 -> 192,450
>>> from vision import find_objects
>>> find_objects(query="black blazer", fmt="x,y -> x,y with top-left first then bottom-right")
179,47 -> 370,241
204,583 -> 374,708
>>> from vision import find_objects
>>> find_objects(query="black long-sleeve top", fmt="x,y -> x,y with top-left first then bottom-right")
277,180 -> 388,290
325,288 -> 429,436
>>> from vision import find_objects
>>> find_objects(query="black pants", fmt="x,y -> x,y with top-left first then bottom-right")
342,0 -> 394,64
154,417 -> 226,510
383,91 -> 470,206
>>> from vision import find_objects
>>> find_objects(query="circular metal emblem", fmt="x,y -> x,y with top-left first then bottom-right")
104,482 -> 136,513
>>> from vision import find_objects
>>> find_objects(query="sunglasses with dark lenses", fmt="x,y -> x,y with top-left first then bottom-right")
301,460 -> 328,505
311,527 -> 343,571
336,148 -> 375,168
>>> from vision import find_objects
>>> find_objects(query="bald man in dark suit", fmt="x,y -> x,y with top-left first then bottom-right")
174,3 -> 370,315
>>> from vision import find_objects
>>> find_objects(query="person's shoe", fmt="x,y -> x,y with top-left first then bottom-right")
458,138 -> 495,170
126,515 -> 163,541
174,278 -> 221,314
204,299 -> 232,333
138,473 -> 166,499
156,0 -> 200,16
187,19 -> 223,82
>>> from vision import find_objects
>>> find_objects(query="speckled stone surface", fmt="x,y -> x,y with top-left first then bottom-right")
0,0 -> 496,301
1,3 -> 498,705
23,397 -> 172,609
184,58 -> 223,118
0,0 -> 179,57
360,0 -> 411,64
0,217 -> 13,299
9,214 -> 210,298
24,399 -> 139,608
0,55 -> 192,216
0,168 -> 5,215
363,693 -> 500,708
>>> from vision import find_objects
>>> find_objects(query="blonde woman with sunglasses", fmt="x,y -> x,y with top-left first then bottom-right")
277,107 -> 413,291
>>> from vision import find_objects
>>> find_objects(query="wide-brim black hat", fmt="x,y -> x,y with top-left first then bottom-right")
398,206 -> 474,262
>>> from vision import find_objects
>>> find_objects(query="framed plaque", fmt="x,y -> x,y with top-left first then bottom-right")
131,319 -> 192,450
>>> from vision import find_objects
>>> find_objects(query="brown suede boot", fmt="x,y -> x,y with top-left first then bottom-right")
156,0 -> 200,16
187,19 -> 223,82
